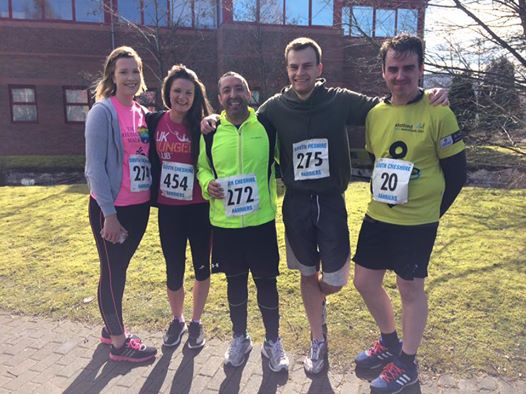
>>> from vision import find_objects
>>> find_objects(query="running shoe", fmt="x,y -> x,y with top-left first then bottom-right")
261,337 -> 289,372
100,327 -> 135,345
109,336 -> 157,363
303,338 -> 327,375
224,334 -> 253,367
370,359 -> 418,393
355,339 -> 401,369
163,319 -> 187,347
187,321 -> 206,349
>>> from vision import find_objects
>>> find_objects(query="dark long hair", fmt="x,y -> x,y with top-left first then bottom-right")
161,64 -> 212,166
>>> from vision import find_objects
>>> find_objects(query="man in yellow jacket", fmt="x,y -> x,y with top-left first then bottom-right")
197,71 -> 289,373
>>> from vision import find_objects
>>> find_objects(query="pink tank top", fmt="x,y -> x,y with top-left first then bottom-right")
112,97 -> 151,206
155,112 -> 205,206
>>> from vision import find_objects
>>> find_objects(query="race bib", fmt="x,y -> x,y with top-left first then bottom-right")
371,158 -> 414,205
219,174 -> 259,217
129,154 -> 151,192
293,138 -> 330,180
160,162 -> 194,201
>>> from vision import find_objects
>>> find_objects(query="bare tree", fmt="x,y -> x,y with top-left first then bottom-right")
426,0 -> 525,149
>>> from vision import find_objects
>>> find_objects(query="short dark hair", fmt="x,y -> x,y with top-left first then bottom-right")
379,34 -> 424,68
217,71 -> 250,92
284,37 -> 322,65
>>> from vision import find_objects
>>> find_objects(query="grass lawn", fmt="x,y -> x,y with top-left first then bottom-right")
0,183 -> 524,378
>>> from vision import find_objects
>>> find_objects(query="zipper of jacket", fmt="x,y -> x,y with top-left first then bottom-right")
237,123 -> 244,228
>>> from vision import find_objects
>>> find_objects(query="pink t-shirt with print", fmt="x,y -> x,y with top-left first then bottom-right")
155,112 -> 205,206
112,97 -> 151,206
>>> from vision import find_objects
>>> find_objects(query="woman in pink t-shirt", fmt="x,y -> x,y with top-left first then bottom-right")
147,65 -> 213,349
85,46 -> 156,362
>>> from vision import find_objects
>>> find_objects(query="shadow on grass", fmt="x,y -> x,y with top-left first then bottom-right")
427,255 -> 525,292
63,344 -> 155,393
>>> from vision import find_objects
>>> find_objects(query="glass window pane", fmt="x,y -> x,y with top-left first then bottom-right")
12,0 -> 43,19
13,105 -> 37,121
351,6 -> 373,37
76,0 -> 104,22
1,0 -> 9,18
118,0 -> 141,24
376,9 -> 395,37
172,0 -> 192,27
44,0 -> 73,20
12,88 -> 35,103
260,0 -> 283,24
195,0 -> 216,28
342,6 -> 349,35
249,89 -> 260,105
66,105 -> 89,122
286,0 -> 308,25
312,0 -> 332,26
233,0 -> 256,22
397,8 -> 418,34
145,0 -> 168,26
66,89 -> 88,104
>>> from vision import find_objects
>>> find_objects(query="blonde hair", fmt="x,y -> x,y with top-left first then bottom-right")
94,46 -> 147,101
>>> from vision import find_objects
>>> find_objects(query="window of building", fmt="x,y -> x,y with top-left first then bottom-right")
195,0 -> 216,28
397,8 -> 418,34
75,0 -> 104,22
285,0 -> 308,25
10,86 -> 38,123
349,5 -> 373,37
311,0 -> 332,26
233,0 -> 256,22
260,0 -> 283,24
249,89 -> 260,106
118,0 -> 141,24
145,0 -> 168,26
12,0 -> 43,19
64,88 -> 90,123
44,0 -> 73,20
172,0 -> 193,27
375,8 -> 395,37
1,0 -> 9,18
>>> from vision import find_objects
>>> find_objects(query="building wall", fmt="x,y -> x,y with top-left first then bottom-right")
0,0 -> 427,156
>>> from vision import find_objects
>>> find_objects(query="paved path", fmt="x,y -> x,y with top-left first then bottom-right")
0,312 -> 523,393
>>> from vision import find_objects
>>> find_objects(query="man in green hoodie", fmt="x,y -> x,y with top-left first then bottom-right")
202,37 -> 448,375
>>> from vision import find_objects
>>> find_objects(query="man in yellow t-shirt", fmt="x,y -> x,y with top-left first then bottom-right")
352,34 -> 466,394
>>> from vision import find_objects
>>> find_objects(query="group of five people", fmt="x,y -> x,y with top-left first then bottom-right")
84,33 -> 465,393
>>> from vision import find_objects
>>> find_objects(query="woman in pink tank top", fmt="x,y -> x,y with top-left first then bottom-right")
85,46 -> 156,362
146,65 -> 213,349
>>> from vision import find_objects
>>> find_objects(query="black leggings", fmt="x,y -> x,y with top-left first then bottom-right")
158,203 -> 211,291
226,272 -> 280,341
89,197 -> 150,336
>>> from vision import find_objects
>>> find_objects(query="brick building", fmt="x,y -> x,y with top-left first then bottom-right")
0,0 -> 426,156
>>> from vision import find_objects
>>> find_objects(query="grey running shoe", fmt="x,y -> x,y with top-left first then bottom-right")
187,321 -> 206,349
261,337 -> 289,372
163,319 -> 187,347
224,334 -> 253,367
304,338 -> 327,375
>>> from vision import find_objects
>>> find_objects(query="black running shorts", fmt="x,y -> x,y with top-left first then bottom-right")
353,215 -> 439,280
211,220 -> 279,278
282,191 -> 350,286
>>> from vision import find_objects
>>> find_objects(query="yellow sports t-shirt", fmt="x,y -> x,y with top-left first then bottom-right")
365,92 -> 465,225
